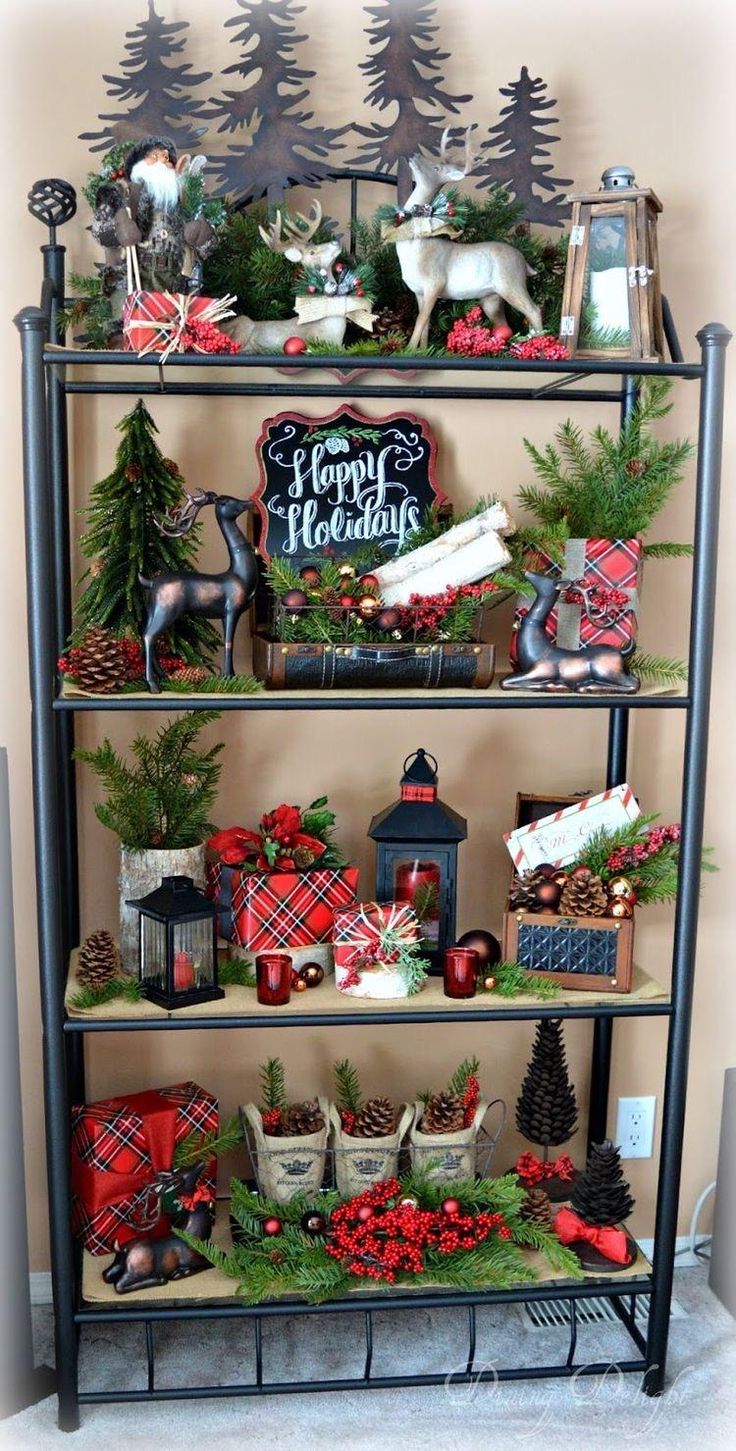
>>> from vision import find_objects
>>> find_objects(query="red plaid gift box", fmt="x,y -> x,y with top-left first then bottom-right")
122,290 -> 237,361
71,1081 -> 217,1255
332,901 -> 419,971
207,862 -> 360,952
511,537 -> 642,661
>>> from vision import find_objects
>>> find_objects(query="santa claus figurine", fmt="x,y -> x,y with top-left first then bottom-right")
92,135 -> 217,299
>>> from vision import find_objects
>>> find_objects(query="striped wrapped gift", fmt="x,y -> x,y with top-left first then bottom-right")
207,862 -> 359,952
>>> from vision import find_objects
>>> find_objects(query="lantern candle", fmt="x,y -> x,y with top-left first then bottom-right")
173,950 -> 195,991
256,952 -> 292,1006
443,946 -> 479,999
394,860 -> 441,941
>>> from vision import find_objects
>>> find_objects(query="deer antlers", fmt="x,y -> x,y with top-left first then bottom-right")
436,124 -> 479,179
259,199 -> 323,255
156,489 -> 215,538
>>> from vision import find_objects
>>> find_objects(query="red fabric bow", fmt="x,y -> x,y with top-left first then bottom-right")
178,1181 -> 215,1213
515,1151 -> 576,1186
207,822 -> 326,871
553,1206 -> 632,1265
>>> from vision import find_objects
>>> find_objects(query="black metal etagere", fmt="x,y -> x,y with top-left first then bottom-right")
15,173 -> 729,1429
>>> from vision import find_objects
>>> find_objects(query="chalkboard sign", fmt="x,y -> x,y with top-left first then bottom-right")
253,406 -> 446,564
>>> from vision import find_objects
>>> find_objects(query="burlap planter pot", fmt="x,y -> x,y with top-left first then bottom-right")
242,1098 -> 330,1205
408,1099 -> 488,1185
329,1103 -> 413,1197
119,844 -> 206,974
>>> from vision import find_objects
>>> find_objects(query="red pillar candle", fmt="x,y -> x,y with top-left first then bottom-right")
256,952 -> 292,1006
395,861 -> 441,941
173,950 -> 195,991
443,947 -> 479,999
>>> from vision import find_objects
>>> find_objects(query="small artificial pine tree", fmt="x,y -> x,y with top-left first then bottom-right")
515,1019 -> 578,1155
80,0 -> 210,153
476,67 -> 572,228
570,1140 -> 635,1227
74,400 -> 220,664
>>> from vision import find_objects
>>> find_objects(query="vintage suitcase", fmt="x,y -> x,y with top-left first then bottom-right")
253,633 -> 495,690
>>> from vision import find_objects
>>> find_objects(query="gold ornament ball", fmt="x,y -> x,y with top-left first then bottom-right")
300,962 -> 325,988
293,976 -> 308,992
483,974 -> 498,992
610,898 -> 634,919
357,594 -> 381,621
398,1195 -> 419,1209
608,875 -> 634,898
338,563 -> 356,580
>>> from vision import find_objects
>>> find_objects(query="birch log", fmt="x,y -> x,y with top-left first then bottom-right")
373,502 -> 514,590
373,501 -> 515,606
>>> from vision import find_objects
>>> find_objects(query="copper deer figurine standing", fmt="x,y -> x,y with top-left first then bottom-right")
223,200 -> 347,352
502,572 -> 640,693
102,1161 -> 214,1294
396,127 -> 543,348
140,490 -> 258,691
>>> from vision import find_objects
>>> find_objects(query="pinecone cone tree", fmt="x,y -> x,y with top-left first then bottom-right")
559,869 -> 609,918
570,1140 -> 635,1227
521,1186 -> 553,1229
77,930 -> 121,990
509,867 -> 553,912
516,1019 -> 578,1150
71,628 -> 130,694
355,1096 -> 395,1138
280,1101 -> 325,1138
420,1091 -> 465,1135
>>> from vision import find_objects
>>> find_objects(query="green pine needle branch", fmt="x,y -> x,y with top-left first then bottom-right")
259,1057 -> 287,1113
173,1114 -> 243,1170
68,975 -> 142,1012
332,1059 -> 364,1117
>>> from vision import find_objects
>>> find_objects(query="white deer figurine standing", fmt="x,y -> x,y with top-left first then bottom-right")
223,201 -> 348,352
396,127 -> 543,348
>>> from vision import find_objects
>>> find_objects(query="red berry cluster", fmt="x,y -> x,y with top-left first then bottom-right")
261,1108 -> 283,1135
397,581 -> 499,637
339,1110 -> 357,1134
337,963 -> 363,991
58,637 -> 184,683
462,1073 -> 480,1128
562,584 -> 632,621
607,823 -> 681,874
180,318 -> 241,355
324,1178 -> 510,1283
508,334 -> 570,361
447,307 -> 508,357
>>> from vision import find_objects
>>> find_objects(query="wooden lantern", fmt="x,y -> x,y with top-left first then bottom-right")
559,166 -> 664,361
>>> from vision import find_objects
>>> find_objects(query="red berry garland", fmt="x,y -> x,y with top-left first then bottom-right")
606,823 -> 681,874
446,307 -> 569,362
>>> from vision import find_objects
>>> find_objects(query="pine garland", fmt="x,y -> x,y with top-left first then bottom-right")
68,975 -> 142,1012
489,961 -> 562,1000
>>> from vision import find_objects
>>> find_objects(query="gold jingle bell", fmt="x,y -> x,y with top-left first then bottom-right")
610,898 -> 634,919
608,875 -> 634,898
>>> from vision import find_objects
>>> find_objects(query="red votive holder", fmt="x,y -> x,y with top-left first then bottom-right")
443,947 -> 479,999
256,953 -> 292,1006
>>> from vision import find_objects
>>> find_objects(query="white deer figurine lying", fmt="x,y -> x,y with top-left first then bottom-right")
223,201 -> 348,352
396,127 -> 543,349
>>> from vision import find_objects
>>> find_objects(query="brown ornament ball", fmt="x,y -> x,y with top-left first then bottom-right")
282,588 -> 308,614
608,875 -> 635,898
357,594 -> 381,621
571,865 -> 592,881
300,962 -> 325,988
456,930 -> 501,971
293,976 -> 308,992
376,606 -> 402,633
300,1210 -> 327,1235
610,898 -> 634,919
536,863 -> 558,879
299,565 -> 321,587
535,880 -> 562,910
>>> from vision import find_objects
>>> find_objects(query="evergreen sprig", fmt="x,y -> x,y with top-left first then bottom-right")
630,652 -> 688,689
259,1057 -> 287,1114
332,1059 -> 364,1118
161,675 -> 261,696
218,958 -> 256,988
67,975 -> 143,1012
447,1057 -> 481,1098
173,1114 -> 243,1170
74,711 -> 223,850
490,961 -> 561,1000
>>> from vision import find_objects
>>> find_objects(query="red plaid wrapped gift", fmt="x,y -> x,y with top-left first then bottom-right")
122,290 -> 238,362
333,901 -> 419,972
207,861 -> 360,952
71,1081 -> 217,1255
511,537 -> 642,661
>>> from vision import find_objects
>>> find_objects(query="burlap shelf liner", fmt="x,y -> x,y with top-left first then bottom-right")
81,1199 -> 652,1306
59,680 -> 686,703
65,954 -> 669,1022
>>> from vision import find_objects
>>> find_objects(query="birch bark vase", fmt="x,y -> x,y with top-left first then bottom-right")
119,844 -> 207,973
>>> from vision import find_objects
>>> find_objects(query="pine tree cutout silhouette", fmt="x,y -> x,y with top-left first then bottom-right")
351,0 -> 472,176
80,0 -> 210,154
476,67 -> 571,227
201,0 -> 344,205
515,1019 -> 578,1153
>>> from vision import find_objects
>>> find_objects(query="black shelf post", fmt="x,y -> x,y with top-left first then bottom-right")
15,306 -> 79,1431
645,322 -> 731,1394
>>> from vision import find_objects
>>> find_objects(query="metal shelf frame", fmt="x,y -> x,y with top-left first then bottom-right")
15,193 -> 729,1428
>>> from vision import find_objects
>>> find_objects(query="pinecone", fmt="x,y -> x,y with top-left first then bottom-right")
77,930 -> 120,990
570,1140 -> 635,1227
293,844 -> 316,869
72,628 -> 129,694
521,1187 -> 553,1229
354,1096 -> 395,1138
509,868 -> 551,913
373,300 -> 413,341
321,585 -> 344,624
168,664 -> 209,688
420,1091 -> 465,1135
516,1019 -> 578,1147
559,869 -> 609,918
279,1100 -> 325,1138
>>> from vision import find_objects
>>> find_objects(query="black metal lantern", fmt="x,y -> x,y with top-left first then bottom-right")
127,875 -> 224,1010
368,749 -> 467,974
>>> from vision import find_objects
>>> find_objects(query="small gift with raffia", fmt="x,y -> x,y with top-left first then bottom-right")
122,251 -> 239,361
332,901 -> 428,999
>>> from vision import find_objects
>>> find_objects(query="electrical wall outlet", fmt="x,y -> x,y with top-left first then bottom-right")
615,1095 -> 657,1158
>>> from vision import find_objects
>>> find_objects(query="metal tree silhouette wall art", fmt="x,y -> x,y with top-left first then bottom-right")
352,0 -> 472,178
80,0 -> 210,153
201,0 -> 345,205
476,67 -> 571,227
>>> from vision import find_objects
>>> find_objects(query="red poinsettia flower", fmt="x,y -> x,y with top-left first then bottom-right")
207,826 -> 262,866
260,803 -> 302,846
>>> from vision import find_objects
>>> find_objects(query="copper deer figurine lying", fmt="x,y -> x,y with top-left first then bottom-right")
223,200 -> 347,352
396,127 -> 543,348
140,489 -> 258,691
102,1161 -> 214,1295
502,572 -> 640,694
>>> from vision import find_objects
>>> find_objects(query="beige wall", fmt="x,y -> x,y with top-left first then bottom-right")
1,0 -> 734,1272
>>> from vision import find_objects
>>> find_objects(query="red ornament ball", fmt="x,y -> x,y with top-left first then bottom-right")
299,565 -> 321,587
441,1197 -> 461,1216
357,1204 -> 375,1222
263,1216 -> 283,1236
282,588 -> 308,614
340,593 -> 355,609
300,962 -> 324,988
456,930 -> 501,971
375,606 -> 402,633
491,324 -> 514,344
359,574 -> 380,592
283,336 -> 307,355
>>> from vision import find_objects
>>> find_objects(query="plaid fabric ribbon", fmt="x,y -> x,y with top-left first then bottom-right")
207,862 -> 359,951
71,1082 -> 217,1255
515,1150 -> 576,1186
400,784 -> 437,802
122,291 -> 237,362
333,901 -> 419,970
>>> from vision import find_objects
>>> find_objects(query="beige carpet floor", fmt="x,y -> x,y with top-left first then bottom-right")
1,1267 -> 734,1451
